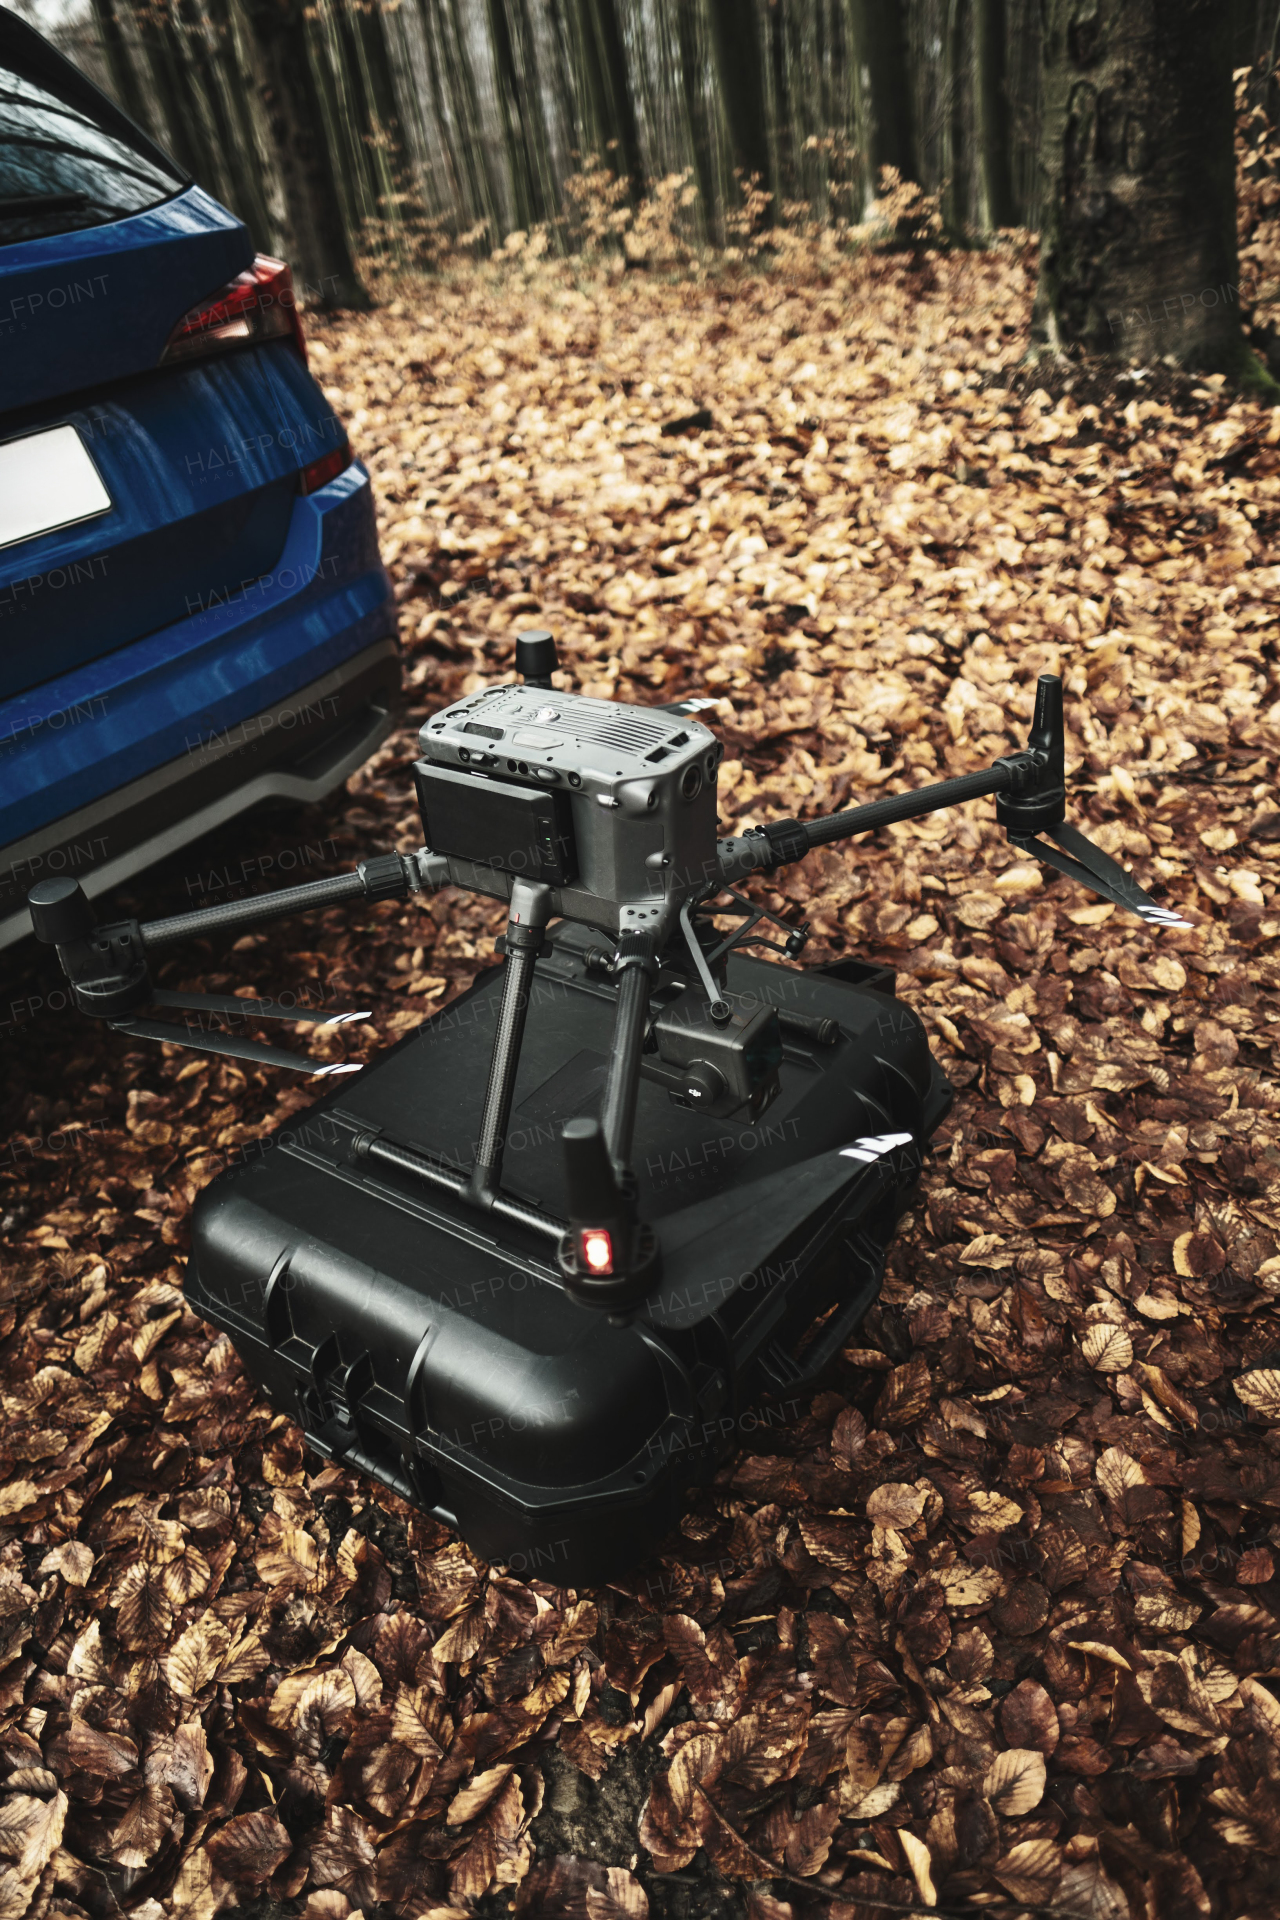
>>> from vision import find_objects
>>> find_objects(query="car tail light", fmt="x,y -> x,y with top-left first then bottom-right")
579,1228 -> 614,1275
160,255 -> 307,367
299,443 -> 353,494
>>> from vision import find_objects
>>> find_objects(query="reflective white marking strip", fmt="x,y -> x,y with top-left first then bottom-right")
312,1063 -> 362,1076
1142,907 -> 1192,927
321,1011 -> 372,1026
840,1131 -> 913,1164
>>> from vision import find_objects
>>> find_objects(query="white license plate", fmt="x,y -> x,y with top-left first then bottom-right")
0,424 -> 112,551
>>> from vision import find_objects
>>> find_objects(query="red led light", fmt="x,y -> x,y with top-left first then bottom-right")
580,1229 -> 613,1275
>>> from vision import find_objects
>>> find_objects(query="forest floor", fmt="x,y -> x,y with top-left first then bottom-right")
2,240 -> 1280,1920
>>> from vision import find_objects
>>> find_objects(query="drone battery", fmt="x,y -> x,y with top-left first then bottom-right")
414,760 -> 576,887
185,930 -> 951,1586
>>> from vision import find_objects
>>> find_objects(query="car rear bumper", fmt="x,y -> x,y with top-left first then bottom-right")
0,634 -> 399,949
0,460 -> 399,949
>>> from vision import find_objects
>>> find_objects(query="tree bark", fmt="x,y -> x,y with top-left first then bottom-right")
118,0 -> 207,182
974,0 -> 1015,229
1031,0 -> 1255,380
486,0 -> 541,232
707,0 -> 773,197
438,0 -> 502,241
849,0 -> 918,188
89,0 -> 155,138
238,0 -> 367,307
674,1 -> 719,242
941,0 -> 970,238
577,0 -> 644,206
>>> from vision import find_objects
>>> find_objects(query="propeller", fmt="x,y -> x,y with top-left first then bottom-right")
995,675 -> 1191,928
112,990 -> 373,1074
152,989 -> 371,1027
111,1017 -> 363,1076
1009,821 -> 1191,928
658,695 -> 722,716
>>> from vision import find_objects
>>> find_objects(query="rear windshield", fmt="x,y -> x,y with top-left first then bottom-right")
0,35 -> 184,247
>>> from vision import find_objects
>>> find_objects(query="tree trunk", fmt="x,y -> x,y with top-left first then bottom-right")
707,0 -> 773,197
411,0 -> 465,217
512,0 -> 560,221
486,0 -> 541,232
180,0 -> 273,243
675,0 -> 720,242
238,0 -> 367,307
119,0 -> 206,181
353,0 -> 420,239
329,0 -> 392,237
89,0 -> 154,137
441,0 -> 501,239
941,0 -> 970,238
850,0 -> 918,188
766,0 -> 793,204
577,0 -> 644,205
1031,0 -> 1255,381
356,0 -> 413,168
974,0 -> 1015,229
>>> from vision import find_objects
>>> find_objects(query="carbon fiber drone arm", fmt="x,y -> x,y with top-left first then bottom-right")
25,849 -> 452,1071
716,675 -> 1189,930
137,849 -> 449,950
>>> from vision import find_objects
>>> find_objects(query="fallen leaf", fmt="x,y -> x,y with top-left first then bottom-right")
994,1837 -> 1063,1903
1236,1371 -> 1280,1421
165,1618 -> 230,1699
1000,1680 -> 1059,1755
1082,1324 -> 1134,1372
983,1748 -> 1047,1816
899,1829 -> 936,1905
874,1354 -> 932,1429
865,1482 -> 928,1529
205,1808 -> 292,1886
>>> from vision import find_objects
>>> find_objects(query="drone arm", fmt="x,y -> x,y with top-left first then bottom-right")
138,849 -> 448,949
715,675 -> 1185,929
716,677 -> 1065,883
28,850 -> 451,1021
716,763 -> 1013,884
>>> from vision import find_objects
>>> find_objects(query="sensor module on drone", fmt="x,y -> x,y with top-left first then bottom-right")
27,633 -> 1190,1584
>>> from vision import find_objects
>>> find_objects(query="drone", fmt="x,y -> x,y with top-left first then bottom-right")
28,635 -> 1187,1583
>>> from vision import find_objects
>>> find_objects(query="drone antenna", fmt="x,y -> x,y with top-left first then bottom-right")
516,629 -> 558,689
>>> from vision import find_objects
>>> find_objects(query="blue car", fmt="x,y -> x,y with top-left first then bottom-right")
0,11 -> 398,949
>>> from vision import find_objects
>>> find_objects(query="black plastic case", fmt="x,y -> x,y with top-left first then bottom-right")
186,926 -> 951,1585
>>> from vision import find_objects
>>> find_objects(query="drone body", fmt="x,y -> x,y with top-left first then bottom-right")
28,637 -> 1187,1583
416,670 -> 725,942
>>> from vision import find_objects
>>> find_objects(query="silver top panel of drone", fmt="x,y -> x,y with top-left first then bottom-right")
418,685 -> 723,938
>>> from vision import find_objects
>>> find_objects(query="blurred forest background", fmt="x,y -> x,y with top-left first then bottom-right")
13,0 -> 1280,306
